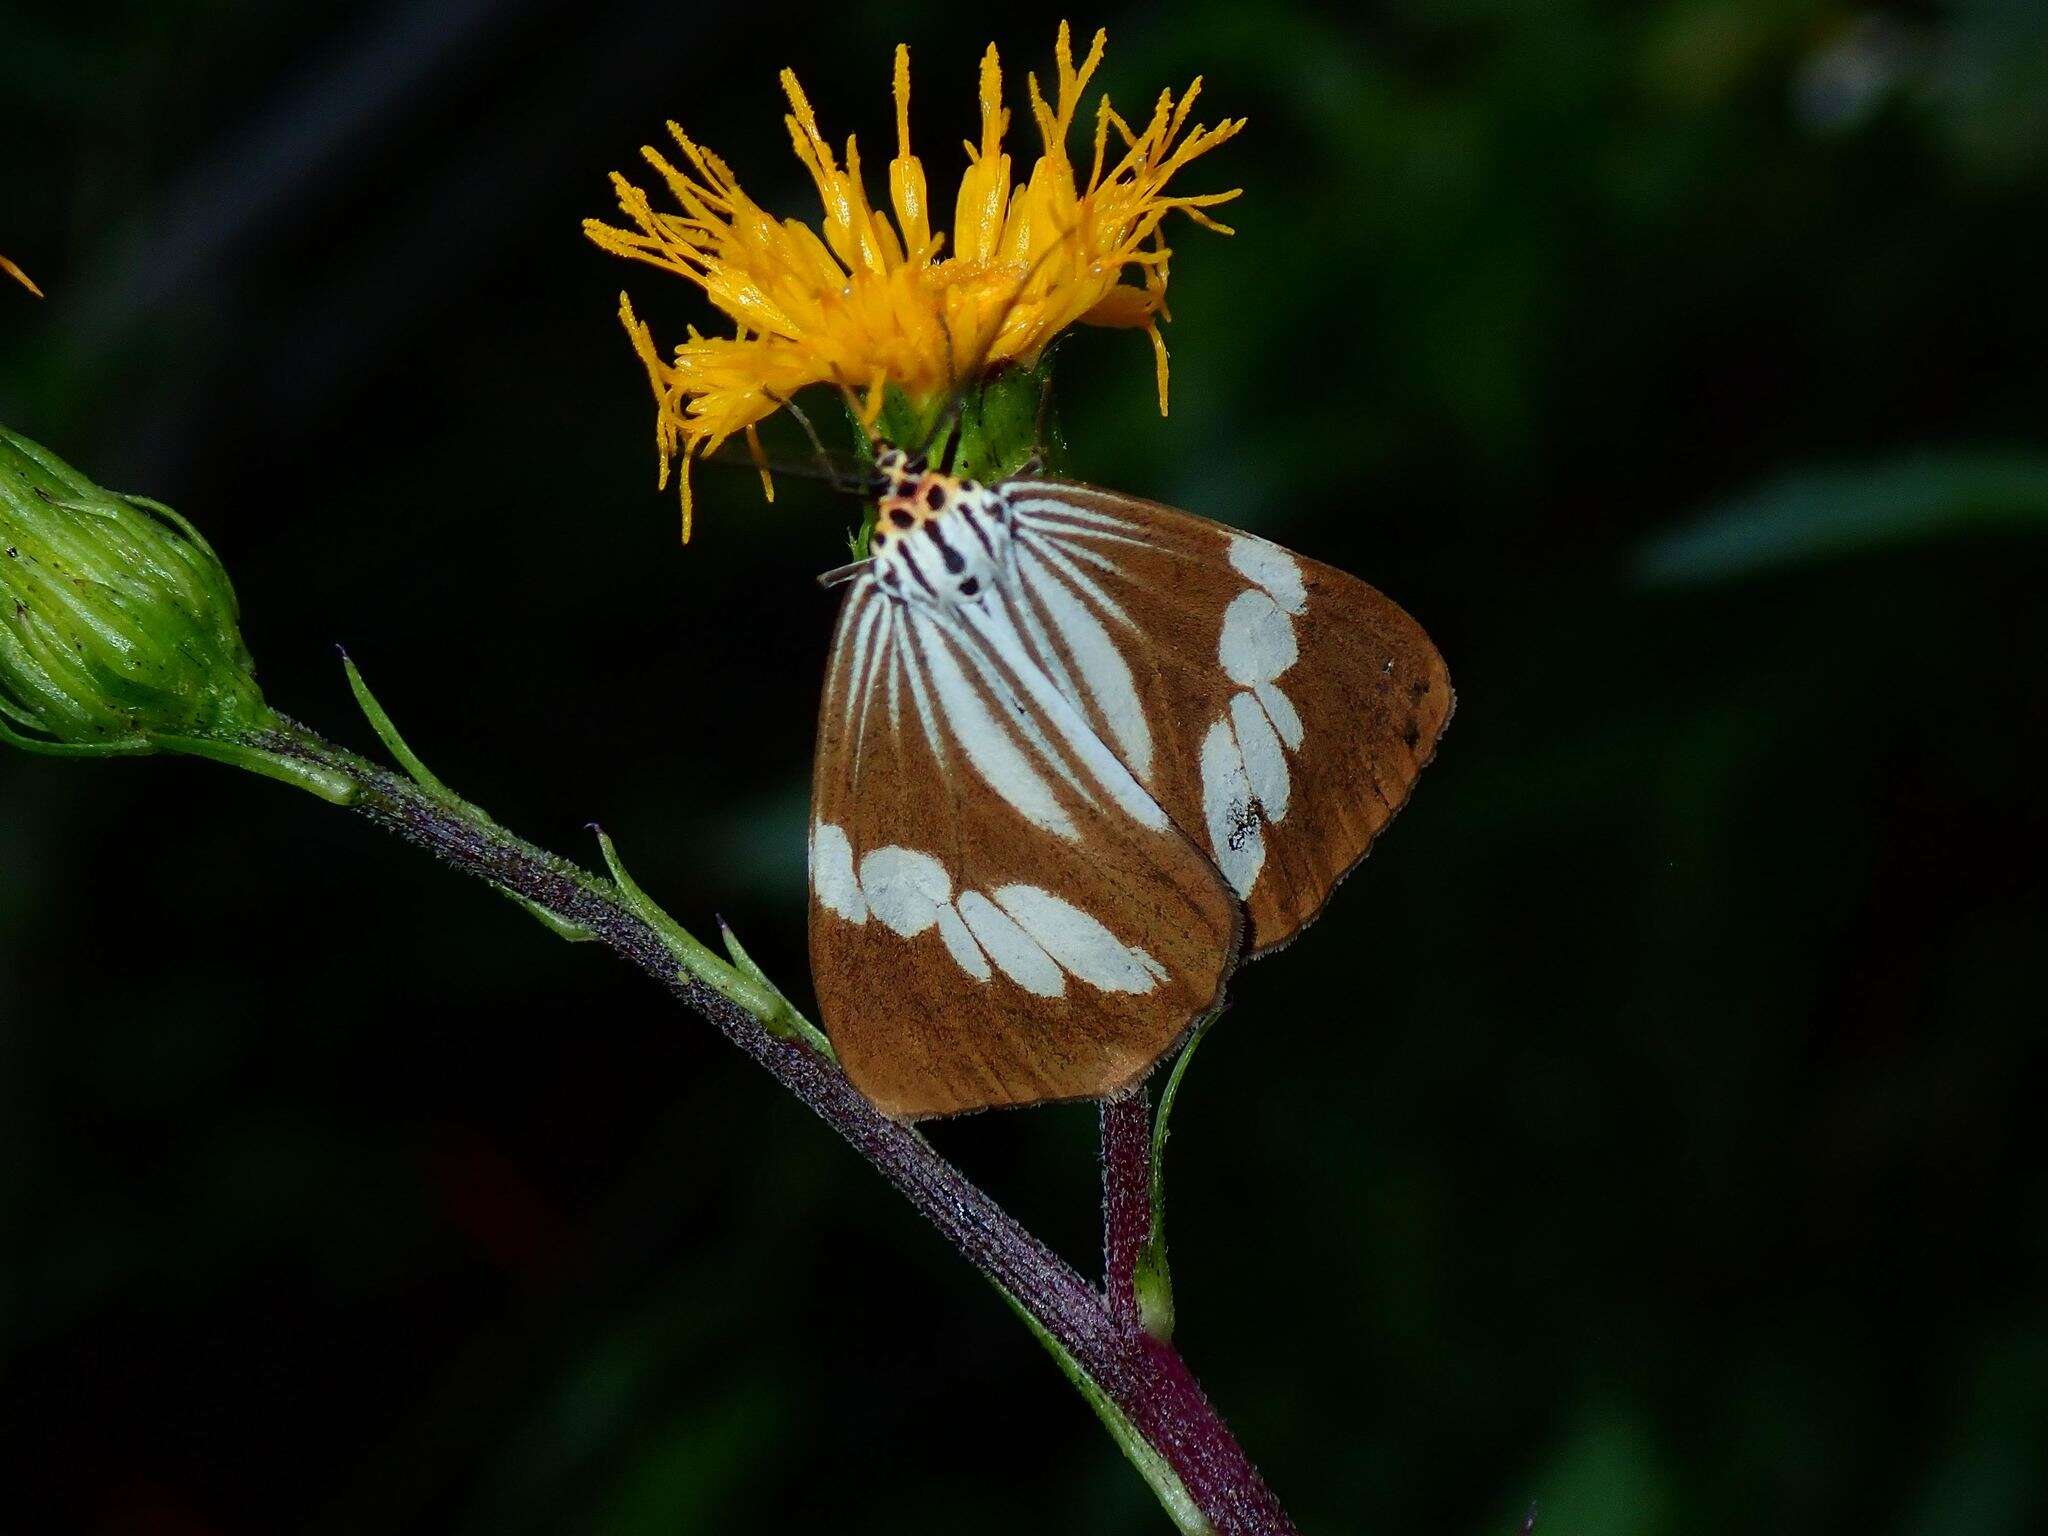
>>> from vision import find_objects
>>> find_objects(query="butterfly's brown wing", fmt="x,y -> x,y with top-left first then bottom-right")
808,578 -> 1241,1120
998,477 -> 1452,954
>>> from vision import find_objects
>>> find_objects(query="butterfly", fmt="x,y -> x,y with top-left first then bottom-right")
807,442 -> 1453,1120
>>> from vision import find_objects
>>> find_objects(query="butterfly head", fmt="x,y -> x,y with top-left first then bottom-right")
866,444 -> 1008,605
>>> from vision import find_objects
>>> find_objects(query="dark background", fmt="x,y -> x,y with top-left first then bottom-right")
5,2 -> 2046,1531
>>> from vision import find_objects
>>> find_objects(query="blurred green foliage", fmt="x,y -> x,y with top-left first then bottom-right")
3,2 -> 2045,1532
1640,451 -> 2048,583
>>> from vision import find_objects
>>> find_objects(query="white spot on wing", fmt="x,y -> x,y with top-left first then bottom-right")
1228,537 -> 1307,615
937,904 -> 991,980
1219,589 -> 1298,688
1230,691 -> 1291,824
1019,548 -> 1154,782
898,621 -> 947,767
859,846 -> 952,937
850,603 -> 892,770
1254,681 -> 1303,751
1008,493 -> 1145,537
810,822 -> 867,922
959,602 -> 1169,834
1006,568 -> 1082,703
1020,528 -> 1135,631
957,890 -> 1065,996
834,840 -> 1170,996
931,597 -> 1095,806
911,608 -> 1077,840
1038,521 -> 1154,558
1201,718 -> 1265,898
885,616 -> 904,736
841,594 -> 885,732
993,885 -> 1166,994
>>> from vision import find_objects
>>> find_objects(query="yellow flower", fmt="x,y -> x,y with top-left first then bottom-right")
2,254 -> 43,298
584,22 -> 1243,538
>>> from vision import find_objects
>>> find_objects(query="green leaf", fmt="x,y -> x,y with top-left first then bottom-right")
342,650 -> 459,803
595,828 -> 833,1059
1638,451 -> 2048,585
1137,1010 -> 1222,1344
340,651 -> 595,939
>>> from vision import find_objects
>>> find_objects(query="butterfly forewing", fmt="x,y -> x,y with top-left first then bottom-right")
998,477 -> 1453,954
809,572 -> 1241,1121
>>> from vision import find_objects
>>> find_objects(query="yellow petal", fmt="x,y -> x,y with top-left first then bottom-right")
889,44 -> 932,255
3,253 -> 45,298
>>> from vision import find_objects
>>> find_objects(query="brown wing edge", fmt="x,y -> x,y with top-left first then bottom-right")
1244,622 -> 1454,962
1000,475 -> 1456,967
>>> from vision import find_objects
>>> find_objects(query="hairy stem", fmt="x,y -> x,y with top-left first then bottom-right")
1101,1087 -> 1154,1332
257,720 -> 1295,1535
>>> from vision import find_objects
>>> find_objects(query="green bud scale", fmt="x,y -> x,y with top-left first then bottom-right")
0,425 -> 272,756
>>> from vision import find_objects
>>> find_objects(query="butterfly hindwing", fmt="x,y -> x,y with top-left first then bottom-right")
999,477 -> 1453,954
808,575 -> 1242,1120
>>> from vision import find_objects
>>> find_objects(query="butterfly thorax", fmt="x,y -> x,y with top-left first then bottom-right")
868,446 -> 1011,606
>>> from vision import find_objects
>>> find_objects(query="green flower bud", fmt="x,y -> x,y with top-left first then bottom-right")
0,424 -> 271,756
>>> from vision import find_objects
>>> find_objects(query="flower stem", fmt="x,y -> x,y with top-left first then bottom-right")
250,718 -> 1296,1534
1102,1087 -> 1154,1333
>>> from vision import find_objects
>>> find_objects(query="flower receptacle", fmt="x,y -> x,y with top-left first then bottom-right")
869,355 -> 1059,486
848,359 -> 1062,557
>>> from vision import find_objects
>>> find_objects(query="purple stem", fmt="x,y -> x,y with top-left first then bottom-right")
267,723 -> 1297,1535
1100,1087 -> 1153,1332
